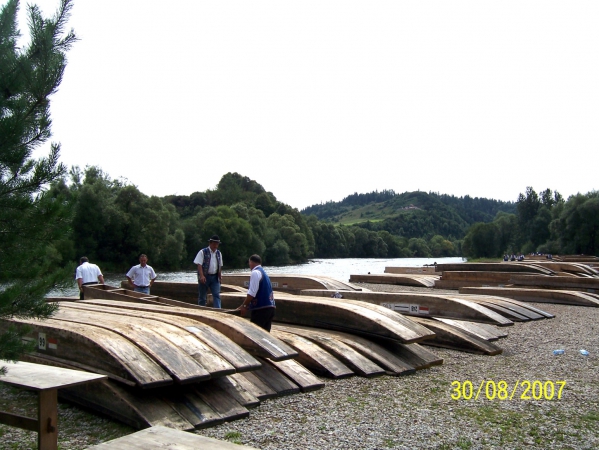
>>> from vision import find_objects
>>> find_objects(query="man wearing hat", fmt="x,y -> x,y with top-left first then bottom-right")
193,235 -> 224,308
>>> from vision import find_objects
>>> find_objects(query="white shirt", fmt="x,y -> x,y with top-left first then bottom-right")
193,249 -> 223,275
75,262 -> 103,284
126,264 -> 157,286
247,266 -> 263,297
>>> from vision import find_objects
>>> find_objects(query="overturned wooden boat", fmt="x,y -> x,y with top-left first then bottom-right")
434,263 -> 555,275
218,291 -> 436,344
385,266 -> 439,275
460,286 -> 599,307
221,274 -> 368,294
300,289 -> 515,326
408,317 -> 503,355
349,273 -> 439,288
509,274 -> 599,293
433,271 -> 517,289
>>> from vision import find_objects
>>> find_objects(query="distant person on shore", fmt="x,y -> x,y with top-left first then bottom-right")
126,254 -> 157,294
75,257 -> 104,300
194,235 -> 223,308
237,254 -> 276,332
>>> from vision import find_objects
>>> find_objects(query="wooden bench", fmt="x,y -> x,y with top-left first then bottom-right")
85,425 -> 259,449
0,360 -> 106,450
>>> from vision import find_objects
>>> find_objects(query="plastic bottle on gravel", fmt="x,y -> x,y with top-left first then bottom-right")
553,349 -> 565,355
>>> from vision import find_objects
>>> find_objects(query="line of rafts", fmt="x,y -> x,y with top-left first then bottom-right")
0,274 -> 554,432
351,257 -> 599,308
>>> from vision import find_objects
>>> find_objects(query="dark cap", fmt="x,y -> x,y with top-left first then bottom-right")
209,235 -> 221,243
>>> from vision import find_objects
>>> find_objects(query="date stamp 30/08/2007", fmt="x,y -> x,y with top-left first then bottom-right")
451,380 -> 567,401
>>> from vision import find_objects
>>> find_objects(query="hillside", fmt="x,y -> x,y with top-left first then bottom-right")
302,190 -> 516,240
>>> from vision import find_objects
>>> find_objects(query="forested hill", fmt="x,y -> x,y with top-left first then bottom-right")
301,190 -> 516,240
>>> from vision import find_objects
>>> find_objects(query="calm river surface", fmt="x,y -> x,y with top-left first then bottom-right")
54,257 -> 465,297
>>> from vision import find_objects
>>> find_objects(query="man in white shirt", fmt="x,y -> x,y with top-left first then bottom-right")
75,257 -> 104,300
193,235 -> 223,308
126,254 -> 157,295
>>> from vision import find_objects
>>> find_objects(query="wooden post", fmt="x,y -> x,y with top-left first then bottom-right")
38,389 -> 58,450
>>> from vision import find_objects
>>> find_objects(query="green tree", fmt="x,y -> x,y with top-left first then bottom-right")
0,0 -> 76,369
462,222 -> 501,258
554,193 -> 599,255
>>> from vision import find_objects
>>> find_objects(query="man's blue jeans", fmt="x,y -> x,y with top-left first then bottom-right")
134,286 -> 150,295
199,274 -> 221,308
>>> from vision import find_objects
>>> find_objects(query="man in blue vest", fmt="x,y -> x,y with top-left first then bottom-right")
237,254 -> 276,332
193,235 -> 223,307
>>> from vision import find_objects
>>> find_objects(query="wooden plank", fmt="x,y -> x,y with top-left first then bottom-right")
434,318 -> 501,341
160,386 -> 224,429
251,358 -> 300,396
410,317 -> 503,355
271,330 -> 354,378
300,289 -> 514,326
265,358 -> 325,392
372,341 -> 443,370
86,425 -> 260,449
0,411 -> 38,432
213,376 -> 260,408
272,325 -> 386,378
193,384 -> 249,422
471,322 -> 509,339
0,361 -> 106,391
80,298 -> 298,361
21,353 -> 136,387
233,372 -> 278,400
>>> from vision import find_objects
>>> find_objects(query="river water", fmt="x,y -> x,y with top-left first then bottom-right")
55,257 -> 465,297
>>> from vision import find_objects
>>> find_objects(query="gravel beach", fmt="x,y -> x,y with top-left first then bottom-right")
1,283 -> 598,449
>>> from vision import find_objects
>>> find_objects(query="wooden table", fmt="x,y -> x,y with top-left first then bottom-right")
0,361 -> 107,450
86,425 -> 260,449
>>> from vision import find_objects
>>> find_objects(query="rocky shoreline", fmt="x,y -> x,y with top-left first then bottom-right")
1,284 -> 597,449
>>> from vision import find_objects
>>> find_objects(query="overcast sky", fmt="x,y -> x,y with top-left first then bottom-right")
17,1 -> 599,210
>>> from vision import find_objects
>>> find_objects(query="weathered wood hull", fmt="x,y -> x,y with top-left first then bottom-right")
221,274 -> 368,294
435,263 -> 555,275
349,273 -> 439,287
219,291 -> 436,344
409,317 -> 503,355
300,289 -> 515,326
460,286 -> 599,307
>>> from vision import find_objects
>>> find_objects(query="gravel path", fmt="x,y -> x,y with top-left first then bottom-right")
1,284 -> 597,449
